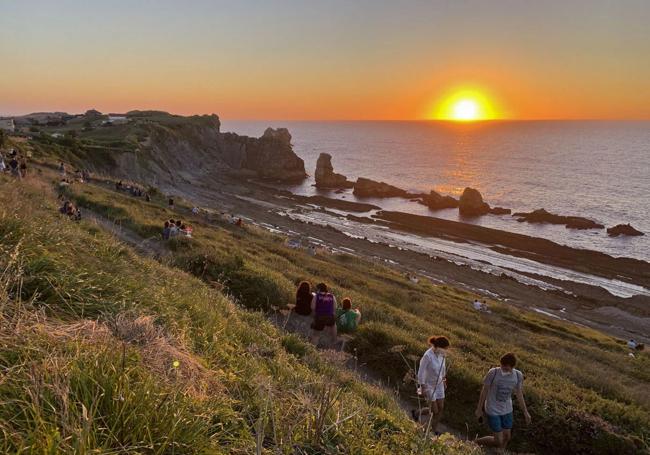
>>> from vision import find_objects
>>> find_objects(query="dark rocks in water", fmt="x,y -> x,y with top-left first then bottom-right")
419,190 -> 459,210
489,207 -> 511,215
512,208 -> 604,230
353,177 -> 409,198
459,187 -> 490,216
607,223 -> 644,237
314,153 -> 354,189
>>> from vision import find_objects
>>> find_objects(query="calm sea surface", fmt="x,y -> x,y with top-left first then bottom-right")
222,120 -> 650,261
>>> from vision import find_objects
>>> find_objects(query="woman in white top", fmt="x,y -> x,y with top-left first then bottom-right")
412,335 -> 450,435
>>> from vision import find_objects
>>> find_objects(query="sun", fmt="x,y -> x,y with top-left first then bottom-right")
452,99 -> 479,121
432,88 -> 500,121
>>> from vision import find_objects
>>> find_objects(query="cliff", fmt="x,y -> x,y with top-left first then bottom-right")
31,110 -> 306,187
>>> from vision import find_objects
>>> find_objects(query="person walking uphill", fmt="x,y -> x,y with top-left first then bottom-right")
310,283 -> 337,346
475,352 -> 531,454
412,336 -> 450,435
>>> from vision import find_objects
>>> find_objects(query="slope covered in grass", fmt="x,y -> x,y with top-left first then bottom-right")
55,174 -> 650,455
0,175 -> 478,454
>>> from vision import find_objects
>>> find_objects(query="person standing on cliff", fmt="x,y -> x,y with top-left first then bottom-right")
474,352 -> 531,453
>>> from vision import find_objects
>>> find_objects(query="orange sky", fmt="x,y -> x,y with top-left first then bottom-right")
1,1 -> 649,120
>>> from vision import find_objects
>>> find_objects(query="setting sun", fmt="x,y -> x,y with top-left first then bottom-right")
452,99 -> 479,121
432,88 -> 500,121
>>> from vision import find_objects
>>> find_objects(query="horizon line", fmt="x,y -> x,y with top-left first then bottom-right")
2,111 -> 650,123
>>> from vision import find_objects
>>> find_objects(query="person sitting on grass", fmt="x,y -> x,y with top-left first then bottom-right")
335,298 -> 361,333
180,223 -> 192,237
162,221 -> 171,240
310,282 -> 337,346
295,281 -> 314,316
168,219 -> 178,237
412,336 -> 450,435
9,157 -> 20,179
474,352 -> 531,454
60,200 -> 70,215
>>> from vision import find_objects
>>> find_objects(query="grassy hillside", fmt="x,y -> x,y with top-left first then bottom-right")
0,175 -> 478,454
53,173 -> 650,454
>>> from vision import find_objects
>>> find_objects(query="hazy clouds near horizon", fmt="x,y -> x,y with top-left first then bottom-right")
1,0 -> 649,120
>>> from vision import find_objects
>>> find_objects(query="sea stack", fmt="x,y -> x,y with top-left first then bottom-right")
314,153 -> 354,189
459,187 -> 490,216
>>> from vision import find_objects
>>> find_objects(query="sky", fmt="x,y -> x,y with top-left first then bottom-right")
1,0 -> 649,120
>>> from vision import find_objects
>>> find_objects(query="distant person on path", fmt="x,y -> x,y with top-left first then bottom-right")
627,339 -> 638,350
473,299 -> 482,311
310,282 -> 337,345
168,197 -> 174,208
475,352 -> 531,453
0,155 -> 6,173
412,336 -> 450,435
19,159 -> 27,178
295,281 -> 314,316
59,162 -> 66,177
336,298 -> 361,333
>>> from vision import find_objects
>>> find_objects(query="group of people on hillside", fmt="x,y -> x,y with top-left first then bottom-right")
294,281 -> 362,345
58,162 -> 90,184
1,149 -> 28,179
162,218 -> 193,239
58,199 -> 81,221
472,298 -> 490,312
116,180 -> 150,201
414,336 -> 531,453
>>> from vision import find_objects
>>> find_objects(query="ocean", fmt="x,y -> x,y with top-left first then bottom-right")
222,120 -> 650,261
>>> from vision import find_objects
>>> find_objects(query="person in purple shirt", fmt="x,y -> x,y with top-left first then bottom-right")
310,282 -> 337,346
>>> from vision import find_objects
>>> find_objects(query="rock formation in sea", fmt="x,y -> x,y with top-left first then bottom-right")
314,153 -> 354,189
606,224 -> 644,237
513,208 -> 604,230
458,187 -> 491,216
419,190 -> 459,210
221,127 -> 307,182
353,177 -> 411,198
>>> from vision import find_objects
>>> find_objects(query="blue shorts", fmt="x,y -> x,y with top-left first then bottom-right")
486,412 -> 513,433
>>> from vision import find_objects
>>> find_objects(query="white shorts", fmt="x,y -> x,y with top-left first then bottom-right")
426,385 -> 445,401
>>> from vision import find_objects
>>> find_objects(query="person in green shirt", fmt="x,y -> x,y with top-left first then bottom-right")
336,298 -> 361,333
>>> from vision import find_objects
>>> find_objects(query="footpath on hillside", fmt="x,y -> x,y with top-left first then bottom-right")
81,202 -> 465,440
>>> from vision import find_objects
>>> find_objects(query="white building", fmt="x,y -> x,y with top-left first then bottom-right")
104,115 -> 128,125
0,118 -> 15,132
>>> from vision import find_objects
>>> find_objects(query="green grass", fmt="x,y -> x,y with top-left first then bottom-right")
0,173 -> 481,453
57,175 -> 650,454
